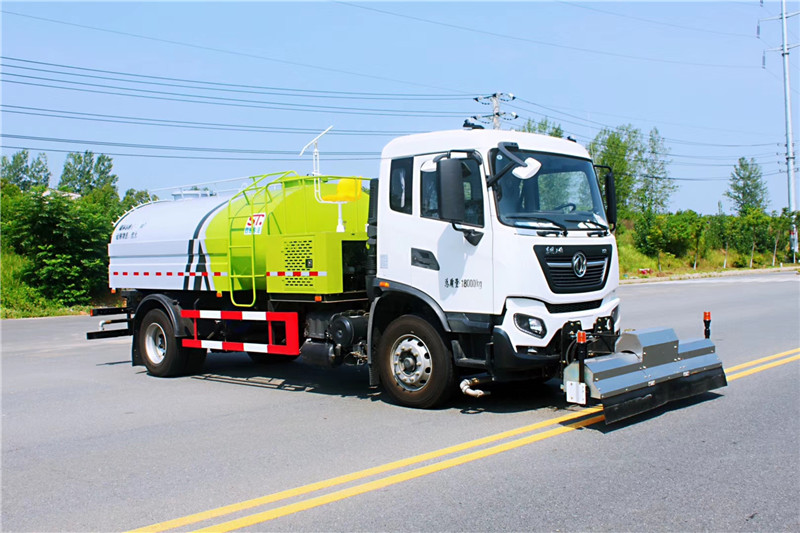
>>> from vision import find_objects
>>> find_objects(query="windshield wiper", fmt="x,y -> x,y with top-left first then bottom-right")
504,215 -> 568,236
565,218 -> 608,236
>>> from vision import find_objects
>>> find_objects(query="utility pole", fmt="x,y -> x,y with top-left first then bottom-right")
473,93 -> 517,129
761,0 -> 799,262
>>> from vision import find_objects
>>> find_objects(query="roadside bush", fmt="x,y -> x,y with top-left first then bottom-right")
0,249 -> 66,318
2,187 -> 112,305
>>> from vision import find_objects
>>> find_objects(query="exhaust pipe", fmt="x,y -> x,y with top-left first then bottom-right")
460,376 -> 492,398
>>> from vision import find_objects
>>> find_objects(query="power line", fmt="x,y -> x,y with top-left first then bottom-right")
0,144 -> 382,162
2,79 -> 470,119
0,105 -> 421,136
557,1 -> 754,39
0,9 -> 470,93
645,170 -> 786,182
4,105 -> 779,166
335,1 -> 759,69
513,98 -> 779,141
1,73 -> 472,117
1,57 -> 469,100
0,134 -> 382,156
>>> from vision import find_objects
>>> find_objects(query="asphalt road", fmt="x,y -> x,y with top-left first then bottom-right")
2,271 -> 799,532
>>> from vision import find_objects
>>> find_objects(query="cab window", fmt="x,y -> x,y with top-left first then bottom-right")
420,158 -> 483,227
389,158 -> 413,214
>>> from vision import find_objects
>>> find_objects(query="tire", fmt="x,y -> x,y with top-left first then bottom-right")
377,315 -> 455,408
248,352 -> 295,365
138,308 -> 194,377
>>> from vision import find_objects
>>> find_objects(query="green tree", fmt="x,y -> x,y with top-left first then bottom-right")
2,190 -> 112,305
769,209 -> 797,265
589,124 -> 644,217
731,208 -> 771,268
1,149 -> 52,191
633,128 -> 676,214
725,157 -> 768,216
519,118 -> 564,138
58,151 -> 118,195
707,203 -> 733,268
121,188 -> 156,211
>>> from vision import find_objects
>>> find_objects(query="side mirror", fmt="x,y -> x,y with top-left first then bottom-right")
511,157 -> 542,180
604,170 -> 617,230
438,158 -> 465,223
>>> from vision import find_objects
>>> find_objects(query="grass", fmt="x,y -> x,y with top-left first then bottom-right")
617,232 -> 796,279
1,249 -> 92,319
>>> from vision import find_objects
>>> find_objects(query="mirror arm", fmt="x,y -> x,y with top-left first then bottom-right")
488,142 -> 525,188
486,165 -> 512,188
451,223 -> 484,246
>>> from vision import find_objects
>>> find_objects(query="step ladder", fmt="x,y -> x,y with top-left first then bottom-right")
226,172 -> 294,307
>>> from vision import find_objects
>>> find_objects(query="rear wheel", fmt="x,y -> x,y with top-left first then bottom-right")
377,315 -> 455,408
138,308 -> 205,376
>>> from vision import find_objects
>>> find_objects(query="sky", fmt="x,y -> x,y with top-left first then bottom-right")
1,1 -> 798,214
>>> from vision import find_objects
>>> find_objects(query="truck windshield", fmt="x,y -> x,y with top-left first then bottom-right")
491,150 -> 607,231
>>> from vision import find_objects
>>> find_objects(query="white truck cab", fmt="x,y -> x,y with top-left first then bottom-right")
369,130 -> 621,405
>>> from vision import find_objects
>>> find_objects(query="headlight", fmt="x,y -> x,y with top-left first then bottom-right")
514,314 -> 547,338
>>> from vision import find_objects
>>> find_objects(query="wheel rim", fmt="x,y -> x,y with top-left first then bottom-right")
390,334 -> 432,392
144,322 -> 167,365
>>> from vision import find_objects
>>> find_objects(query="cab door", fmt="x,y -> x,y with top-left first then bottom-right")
405,154 -> 494,314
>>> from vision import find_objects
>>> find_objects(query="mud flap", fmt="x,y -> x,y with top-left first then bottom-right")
563,328 -> 727,424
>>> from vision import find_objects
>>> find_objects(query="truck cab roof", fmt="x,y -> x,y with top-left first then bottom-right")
380,129 -> 592,161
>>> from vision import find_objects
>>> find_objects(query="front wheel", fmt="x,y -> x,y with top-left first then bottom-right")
377,315 -> 455,408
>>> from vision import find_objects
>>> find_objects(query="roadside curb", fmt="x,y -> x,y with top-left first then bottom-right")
620,266 -> 799,284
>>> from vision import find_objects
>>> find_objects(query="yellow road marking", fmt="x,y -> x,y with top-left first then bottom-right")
726,353 -> 800,382
725,347 -> 800,373
193,415 -> 606,533
131,347 -> 800,533
127,406 -> 601,533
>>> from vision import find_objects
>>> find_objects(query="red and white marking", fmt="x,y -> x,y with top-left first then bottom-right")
180,309 -> 300,356
112,271 -> 228,277
266,271 -> 326,277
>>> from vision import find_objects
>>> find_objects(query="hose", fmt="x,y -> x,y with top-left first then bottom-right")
460,377 -> 491,398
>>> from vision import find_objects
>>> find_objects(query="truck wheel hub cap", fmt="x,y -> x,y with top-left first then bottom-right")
391,335 -> 432,391
144,323 -> 167,365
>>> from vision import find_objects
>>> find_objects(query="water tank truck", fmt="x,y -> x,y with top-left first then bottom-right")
88,129 -> 726,423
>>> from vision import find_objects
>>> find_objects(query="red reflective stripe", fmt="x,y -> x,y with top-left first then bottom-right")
182,339 -> 203,349
309,271 -> 319,277
133,272 -> 139,276
178,272 -> 185,277
181,310 -> 201,319
220,311 -> 242,320
155,272 -> 162,276
113,272 -> 119,275
293,272 -> 301,277
214,272 -> 223,277
166,272 -> 174,276
143,272 -> 150,276
223,342 -> 245,352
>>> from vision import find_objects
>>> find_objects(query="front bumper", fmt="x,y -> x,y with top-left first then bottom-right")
486,296 -> 620,379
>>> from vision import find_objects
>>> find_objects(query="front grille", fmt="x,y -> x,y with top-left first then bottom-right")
534,245 -> 613,294
544,299 -> 602,314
